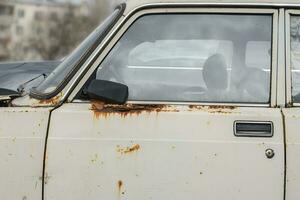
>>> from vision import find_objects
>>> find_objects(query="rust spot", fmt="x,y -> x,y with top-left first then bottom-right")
118,180 -> 123,189
117,144 -> 141,154
91,101 -> 168,118
38,93 -> 62,105
188,105 -> 236,114
189,105 -> 236,110
117,180 -> 123,198
188,105 -> 201,109
207,105 -> 236,110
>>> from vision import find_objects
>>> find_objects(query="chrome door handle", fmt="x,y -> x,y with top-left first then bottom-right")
234,121 -> 273,137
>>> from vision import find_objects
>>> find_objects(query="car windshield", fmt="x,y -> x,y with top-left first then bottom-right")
30,8 -> 122,96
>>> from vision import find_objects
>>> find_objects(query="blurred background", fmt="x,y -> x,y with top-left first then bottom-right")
0,0 -> 121,62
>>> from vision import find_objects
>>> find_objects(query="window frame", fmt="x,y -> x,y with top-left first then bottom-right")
68,6 -> 279,107
285,10 -> 300,107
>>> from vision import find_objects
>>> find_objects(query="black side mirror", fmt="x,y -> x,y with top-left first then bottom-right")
86,79 -> 128,104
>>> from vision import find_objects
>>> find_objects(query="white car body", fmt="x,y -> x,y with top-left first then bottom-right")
1,0 -> 300,200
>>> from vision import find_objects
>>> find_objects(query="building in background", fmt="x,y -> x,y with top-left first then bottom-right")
0,0 -> 98,61
0,2 -> 14,60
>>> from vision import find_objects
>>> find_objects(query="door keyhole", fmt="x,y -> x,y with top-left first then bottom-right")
265,149 -> 275,159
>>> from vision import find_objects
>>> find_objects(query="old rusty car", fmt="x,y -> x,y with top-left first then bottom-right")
2,0 -> 300,199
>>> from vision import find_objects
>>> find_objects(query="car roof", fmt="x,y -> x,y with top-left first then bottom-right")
124,0 -> 300,14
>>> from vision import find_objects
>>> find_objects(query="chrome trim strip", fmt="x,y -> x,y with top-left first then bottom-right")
286,10 -> 293,106
271,10 -> 279,107
72,99 -> 269,107
276,9 -> 286,107
125,2 -> 300,14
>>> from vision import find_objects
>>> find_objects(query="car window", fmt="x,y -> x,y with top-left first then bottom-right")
246,41 -> 271,71
93,14 -> 273,103
290,15 -> 300,102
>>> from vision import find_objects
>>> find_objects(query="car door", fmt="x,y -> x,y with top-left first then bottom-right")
44,7 -> 284,200
283,10 -> 300,200
0,107 -> 51,200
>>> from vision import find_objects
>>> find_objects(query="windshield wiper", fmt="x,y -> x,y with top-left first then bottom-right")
0,88 -> 20,103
